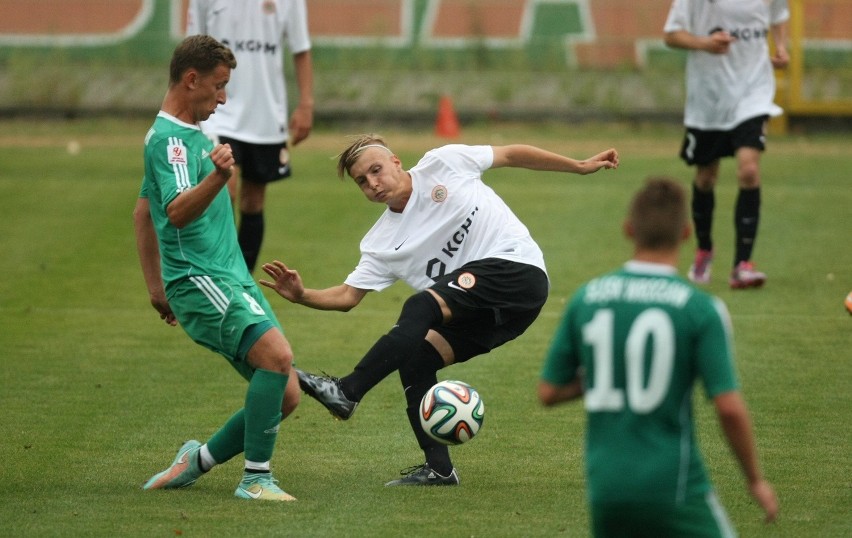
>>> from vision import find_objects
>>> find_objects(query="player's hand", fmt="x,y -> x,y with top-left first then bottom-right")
771,44 -> 790,69
706,30 -> 735,54
150,291 -> 177,326
749,478 -> 779,523
210,143 -> 235,180
289,103 -> 314,146
582,148 -> 619,174
259,260 -> 305,303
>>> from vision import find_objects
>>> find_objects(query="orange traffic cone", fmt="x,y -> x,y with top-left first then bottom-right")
435,95 -> 460,139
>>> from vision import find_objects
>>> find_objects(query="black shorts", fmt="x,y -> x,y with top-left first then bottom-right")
428,258 -> 549,362
220,136 -> 292,184
679,115 -> 768,166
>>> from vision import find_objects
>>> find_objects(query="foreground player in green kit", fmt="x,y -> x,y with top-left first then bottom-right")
538,178 -> 777,536
133,35 -> 301,501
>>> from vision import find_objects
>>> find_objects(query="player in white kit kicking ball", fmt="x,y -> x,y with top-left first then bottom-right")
260,134 -> 618,486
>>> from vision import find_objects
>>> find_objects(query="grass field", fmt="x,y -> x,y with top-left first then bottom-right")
0,119 -> 850,537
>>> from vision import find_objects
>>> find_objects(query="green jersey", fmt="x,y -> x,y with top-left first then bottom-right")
140,111 -> 251,291
541,261 -> 738,507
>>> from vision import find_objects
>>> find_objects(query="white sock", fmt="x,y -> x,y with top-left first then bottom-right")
244,459 -> 271,472
199,444 -> 217,473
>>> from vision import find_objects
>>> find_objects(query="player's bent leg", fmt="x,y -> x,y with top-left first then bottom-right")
245,327 -> 293,374
386,341 -> 458,487
295,369 -> 359,420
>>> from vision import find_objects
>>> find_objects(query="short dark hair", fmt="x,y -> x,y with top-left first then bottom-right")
169,35 -> 236,85
628,176 -> 688,250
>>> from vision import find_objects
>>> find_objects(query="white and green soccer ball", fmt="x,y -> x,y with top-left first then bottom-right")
419,380 -> 484,445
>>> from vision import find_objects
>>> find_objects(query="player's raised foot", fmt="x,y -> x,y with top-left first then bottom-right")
234,472 -> 296,502
384,463 -> 459,487
295,368 -> 359,420
687,248 -> 713,284
142,440 -> 204,490
729,261 -> 766,289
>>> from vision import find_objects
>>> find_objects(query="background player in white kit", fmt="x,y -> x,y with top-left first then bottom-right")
259,134 -> 619,486
664,0 -> 789,289
187,0 -> 314,273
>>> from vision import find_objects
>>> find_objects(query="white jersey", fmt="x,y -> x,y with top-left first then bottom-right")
345,145 -> 547,292
187,0 -> 311,143
664,0 -> 789,130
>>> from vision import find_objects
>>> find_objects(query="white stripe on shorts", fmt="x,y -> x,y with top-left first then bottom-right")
189,275 -> 230,314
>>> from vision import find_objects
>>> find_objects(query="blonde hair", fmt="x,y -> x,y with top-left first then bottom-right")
336,134 -> 392,179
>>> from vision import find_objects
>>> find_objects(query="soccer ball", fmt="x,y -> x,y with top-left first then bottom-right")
419,380 -> 484,445
845,291 -> 852,315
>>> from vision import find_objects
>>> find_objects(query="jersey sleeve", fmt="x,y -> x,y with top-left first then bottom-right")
185,0 -> 207,36
435,144 -> 493,173
770,0 -> 790,25
540,290 -> 584,385
146,135 -> 199,211
284,0 -> 312,54
344,251 -> 397,291
663,0 -> 690,33
695,296 -> 740,398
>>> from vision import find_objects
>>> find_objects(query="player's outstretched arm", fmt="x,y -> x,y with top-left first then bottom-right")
491,144 -> 618,175
580,148 -> 620,174
260,260 -> 368,312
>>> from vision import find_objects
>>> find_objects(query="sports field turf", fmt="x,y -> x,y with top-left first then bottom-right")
0,119 -> 849,536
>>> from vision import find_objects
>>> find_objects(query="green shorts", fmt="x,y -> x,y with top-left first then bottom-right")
591,491 -> 736,538
168,275 -> 284,380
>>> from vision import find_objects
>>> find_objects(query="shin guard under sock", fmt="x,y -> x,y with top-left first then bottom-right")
244,369 -> 287,464
400,341 -> 452,476
734,187 -> 760,265
691,183 -> 715,252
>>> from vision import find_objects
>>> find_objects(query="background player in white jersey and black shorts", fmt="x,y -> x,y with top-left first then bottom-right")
187,0 -> 314,273
259,134 -> 619,486
664,0 -> 790,289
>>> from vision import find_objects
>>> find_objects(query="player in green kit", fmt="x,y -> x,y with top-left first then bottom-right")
538,178 -> 777,536
133,35 -> 301,501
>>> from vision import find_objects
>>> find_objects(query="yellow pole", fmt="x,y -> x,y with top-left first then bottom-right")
769,0 -> 801,135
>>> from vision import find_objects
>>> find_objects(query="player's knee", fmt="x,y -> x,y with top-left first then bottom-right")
694,172 -> 717,191
737,166 -> 760,188
392,291 -> 443,340
247,343 -> 294,373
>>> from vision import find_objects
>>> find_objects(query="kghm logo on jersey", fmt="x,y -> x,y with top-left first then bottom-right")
263,0 -> 276,15
432,185 -> 448,203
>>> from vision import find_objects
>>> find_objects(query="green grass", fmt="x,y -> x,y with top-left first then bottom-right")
0,119 -> 850,537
